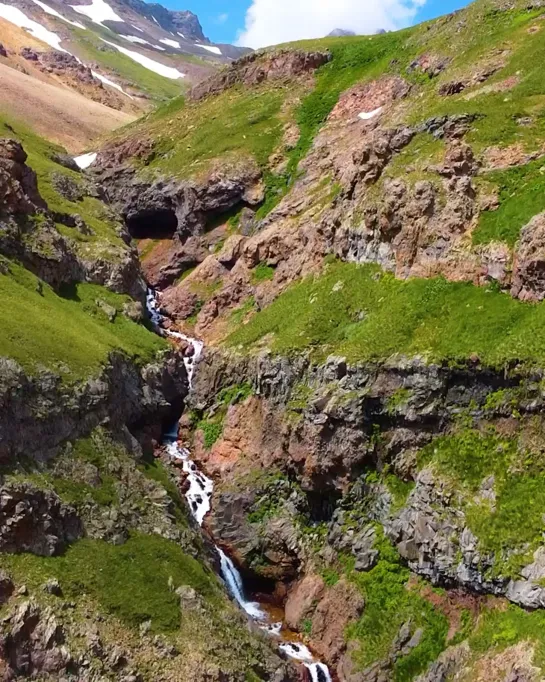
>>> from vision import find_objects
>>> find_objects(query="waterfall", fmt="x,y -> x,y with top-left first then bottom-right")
146,289 -> 332,682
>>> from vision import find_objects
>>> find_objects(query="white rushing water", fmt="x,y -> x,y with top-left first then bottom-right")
146,289 -> 332,682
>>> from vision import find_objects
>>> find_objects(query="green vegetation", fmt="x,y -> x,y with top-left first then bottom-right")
197,419 -> 223,449
470,602 -> 545,668
386,388 -> 411,415
0,260 -> 165,379
474,159 -> 545,246
1,534 -> 222,632
418,427 -> 545,578
251,263 -> 276,284
347,531 -> 449,680
226,261 -> 545,368
286,30 -> 415,176
0,115 -> 125,260
133,84 -> 289,179
71,28 -> 185,100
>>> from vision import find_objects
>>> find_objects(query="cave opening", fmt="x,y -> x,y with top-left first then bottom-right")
125,208 -> 178,240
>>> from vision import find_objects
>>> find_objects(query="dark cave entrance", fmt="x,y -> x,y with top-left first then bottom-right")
125,208 -> 178,239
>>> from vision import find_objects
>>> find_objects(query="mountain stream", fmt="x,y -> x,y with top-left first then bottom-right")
146,290 -> 332,682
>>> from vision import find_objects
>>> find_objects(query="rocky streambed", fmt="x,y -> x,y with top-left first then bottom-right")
147,290 -> 333,682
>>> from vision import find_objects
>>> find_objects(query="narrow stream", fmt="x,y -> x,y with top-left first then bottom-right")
146,290 -> 333,682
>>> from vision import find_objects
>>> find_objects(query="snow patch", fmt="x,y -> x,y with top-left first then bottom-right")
30,0 -> 85,28
120,34 -> 149,45
71,0 -> 123,26
358,106 -> 383,121
151,15 -> 158,24
159,38 -> 180,48
100,38 -> 185,79
91,69 -> 133,97
0,3 -> 67,51
197,43 -> 222,55
131,23 -> 143,32
74,152 -> 97,169
176,31 -> 185,38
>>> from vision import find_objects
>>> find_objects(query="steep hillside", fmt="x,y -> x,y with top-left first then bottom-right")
0,0 -> 249,147
73,0 -> 545,680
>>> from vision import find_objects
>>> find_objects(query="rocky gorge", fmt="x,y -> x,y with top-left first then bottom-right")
6,0 -> 545,680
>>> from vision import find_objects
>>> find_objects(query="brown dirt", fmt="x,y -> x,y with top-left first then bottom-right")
414,580 -> 492,641
0,61 -> 134,151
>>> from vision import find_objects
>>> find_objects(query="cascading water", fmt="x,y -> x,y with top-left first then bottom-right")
146,289 -> 332,682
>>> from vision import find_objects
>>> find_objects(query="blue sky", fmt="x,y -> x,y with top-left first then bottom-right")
157,0 -> 471,46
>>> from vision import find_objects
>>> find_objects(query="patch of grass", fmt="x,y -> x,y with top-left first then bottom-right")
138,454 -> 188,524
473,159 -> 545,246
386,388 -> 411,415
1,534 -> 222,632
418,428 -> 545,579
251,263 -> 276,284
0,260 -> 165,379
226,261 -> 545,368
384,474 -> 415,513
254,171 -> 290,220
197,420 -> 223,449
129,84 -> 289,179
217,383 -> 254,406
470,602 -> 545,668
347,530 -> 448,680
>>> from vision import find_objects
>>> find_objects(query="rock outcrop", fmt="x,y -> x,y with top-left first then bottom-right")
0,348 -> 188,462
0,484 -> 82,556
189,49 -> 331,101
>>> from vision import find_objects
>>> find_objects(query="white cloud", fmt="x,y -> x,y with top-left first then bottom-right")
217,12 -> 228,24
236,0 -> 427,48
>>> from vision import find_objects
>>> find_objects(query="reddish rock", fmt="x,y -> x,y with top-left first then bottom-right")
328,76 -> 410,123
190,49 -> 331,101
0,138 -> 46,214
285,574 -> 325,630
311,579 -> 365,663
511,213 -> 545,301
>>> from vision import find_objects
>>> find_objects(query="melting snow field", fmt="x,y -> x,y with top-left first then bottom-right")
101,38 -> 185,78
0,3 -> 67,51
358,107 -> 383,120
31,0 -> 85,28
121,34 -> 149,45
91,70 -> 132,97
197,44 -> 222,55
74,151 -> 97,169
71,0 -> 123,25
159,38 -> 180,48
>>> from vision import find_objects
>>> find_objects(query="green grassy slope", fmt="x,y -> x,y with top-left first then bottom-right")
0,259 -> 165,379
227,261 -> 545,367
